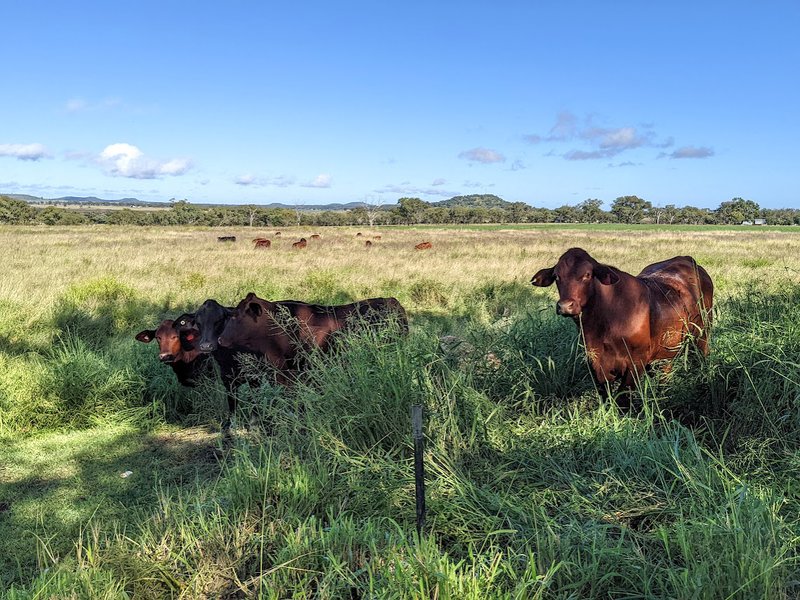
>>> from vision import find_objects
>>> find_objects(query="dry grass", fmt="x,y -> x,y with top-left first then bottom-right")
4,225 -> 799,311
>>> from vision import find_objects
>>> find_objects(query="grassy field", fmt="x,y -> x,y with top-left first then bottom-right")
1,224 -> 800,598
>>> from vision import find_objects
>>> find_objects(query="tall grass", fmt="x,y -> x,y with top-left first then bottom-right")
2,224 -> 800,597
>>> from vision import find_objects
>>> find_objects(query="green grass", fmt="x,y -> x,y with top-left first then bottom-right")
1,225 -> 800,597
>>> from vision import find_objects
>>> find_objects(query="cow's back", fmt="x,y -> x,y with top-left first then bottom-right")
637,256 -> 713,358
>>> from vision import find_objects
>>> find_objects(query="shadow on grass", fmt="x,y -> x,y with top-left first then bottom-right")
0,425 -> 223,590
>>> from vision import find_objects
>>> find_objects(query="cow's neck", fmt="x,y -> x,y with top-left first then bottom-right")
579,271 -> 643,338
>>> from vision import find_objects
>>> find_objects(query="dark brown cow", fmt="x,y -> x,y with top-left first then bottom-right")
292,238 -> 308,249
135,319 -> 210,386
531,247 -> 713,397
356,232 -> 363,237
173,300 -> 255,429
415,241 -> 432,250
217,293 -> 408,383
365,240 -> 373,247
253,238 -> 271,248
275,231 -> 282,236
217,236 -> 236,242
310,234 -> 321,240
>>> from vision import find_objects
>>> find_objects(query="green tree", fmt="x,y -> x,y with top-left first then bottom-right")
393,197 -> 429,224
0,196 -> 34,224
715,197 -> 760,224
577,198 -> 605,223
610,195 -> 652,224
553,204 -> 580,223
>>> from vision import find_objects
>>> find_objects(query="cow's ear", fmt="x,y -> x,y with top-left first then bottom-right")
531,267 -> 556,287
245,301 -> 262,319
135,330 -> 155,343
594,265 -> 620,285
174,313 -> 193,328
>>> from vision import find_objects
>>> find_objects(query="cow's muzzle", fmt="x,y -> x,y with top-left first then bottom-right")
556,300 -> 580,317
159,353 -> 176,363
198,341 -> 216,353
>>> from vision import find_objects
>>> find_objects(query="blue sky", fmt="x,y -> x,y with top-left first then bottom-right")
1,2 -> 798,209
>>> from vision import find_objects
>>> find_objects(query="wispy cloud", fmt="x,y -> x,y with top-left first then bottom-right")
525,111 -> 687,161
65,97 -> 124,113
235,174 -> 295,187
458,147 -> 506,164
98,143 -> 191,179
431,178 -> 447,186
524,110 -> 578,143
0,143 -> 51,161
664,146 -> 715,159
374,183 -> 456,198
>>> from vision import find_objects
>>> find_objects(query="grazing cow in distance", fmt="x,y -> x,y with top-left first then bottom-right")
356,232 -> 363,237
415,241 -> 432,250
253,238 -> 271,248
365,240 -> 373,247
373,235 -> 382,240
217,292 -> 409,383
310,234 -> 321,240
275,231 -> 282,236
292,238 -> 308,249
217,236 -> 236,242
531,247 -> 714,402
135,319 -> 211,387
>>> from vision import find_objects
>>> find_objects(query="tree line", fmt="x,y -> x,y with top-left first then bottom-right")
1,195 -> 799,227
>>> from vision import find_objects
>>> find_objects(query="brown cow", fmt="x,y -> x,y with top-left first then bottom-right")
356,232 -> 363,237
135,319 -> 210,387
292,238 -> 308,249
310,234 -> 321,240
275,231 -> 282,236
531,247 -> 713,399
373,235 -> 382,240
217,292 -> 408,383
415,241 -> 432,250
365,240 -> 373,247
253,238 -> 271,248
217,235 -> 236,242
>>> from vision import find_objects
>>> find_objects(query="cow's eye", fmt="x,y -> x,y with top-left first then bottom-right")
179,320 -> 186,326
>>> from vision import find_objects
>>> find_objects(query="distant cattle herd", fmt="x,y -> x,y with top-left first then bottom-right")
137,236 -> 714,430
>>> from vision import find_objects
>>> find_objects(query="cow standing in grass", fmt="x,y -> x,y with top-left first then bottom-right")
531,247 -> 713,401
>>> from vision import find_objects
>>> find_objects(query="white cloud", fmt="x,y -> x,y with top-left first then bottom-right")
302,174 -> 332,188
98,143 -> 191,179
458,147 -> 506,164
431,178 -> 447,186
0,143 -> 51,161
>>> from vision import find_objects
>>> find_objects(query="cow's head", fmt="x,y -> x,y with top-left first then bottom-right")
176,299 -> 233,353
217,292 -> 269,350
531,247 -> 619,317
135,319 -> 197,363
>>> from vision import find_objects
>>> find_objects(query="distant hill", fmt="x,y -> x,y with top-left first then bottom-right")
431,194 -> 511,209
3,193 -> 513,211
